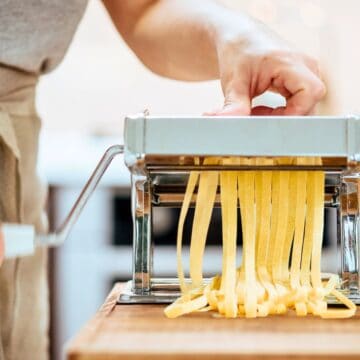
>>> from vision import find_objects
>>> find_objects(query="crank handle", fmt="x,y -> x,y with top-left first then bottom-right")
1,144 -> 124,260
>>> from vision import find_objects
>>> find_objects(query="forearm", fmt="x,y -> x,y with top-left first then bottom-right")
102,0 -> 258,81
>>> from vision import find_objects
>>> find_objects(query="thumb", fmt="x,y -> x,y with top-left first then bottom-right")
216,83 -> 252,115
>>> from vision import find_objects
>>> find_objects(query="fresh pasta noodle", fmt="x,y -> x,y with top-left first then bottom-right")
189,166 -> 218,289
164,157 -> 356,319
176,171 -> 199,293
219,169 -> 238,317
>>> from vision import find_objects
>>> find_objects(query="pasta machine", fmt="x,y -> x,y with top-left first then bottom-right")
2,113 -> 360,305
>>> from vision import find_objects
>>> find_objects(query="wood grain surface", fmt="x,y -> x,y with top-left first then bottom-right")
66,283 -> 360,360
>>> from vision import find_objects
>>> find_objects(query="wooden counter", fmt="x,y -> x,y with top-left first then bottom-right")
66,283 -> 360,360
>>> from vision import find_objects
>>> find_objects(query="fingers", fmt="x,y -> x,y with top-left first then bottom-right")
212,85 -> 252,115
251,106 -> 280,116
204,76 -> 252,116
248,63 -> 325,116
204,101 -> 251,116
279,65 -> 326,115
211,44 -> 325,116
302,54 -> 322,78
0,225 -> 4,266
212,61 -> 325,116
251,104 -> 316,116
222,88 -> 251,114
207,65 -> 252,116
217,102 -> 250,116
251,106 -> 290,116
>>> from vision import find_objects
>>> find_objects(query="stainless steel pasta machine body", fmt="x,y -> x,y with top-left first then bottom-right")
118,114 -> 360,304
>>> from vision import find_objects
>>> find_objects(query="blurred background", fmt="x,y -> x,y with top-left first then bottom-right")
35,0 -> 359,359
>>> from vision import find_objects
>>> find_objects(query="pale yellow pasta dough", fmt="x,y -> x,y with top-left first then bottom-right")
165,157 -> 356,319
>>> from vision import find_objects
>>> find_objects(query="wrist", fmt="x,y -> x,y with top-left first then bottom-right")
212,7 -> 292,62
211,10 -> 261,55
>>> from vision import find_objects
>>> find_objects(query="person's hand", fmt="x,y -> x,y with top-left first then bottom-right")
103,1 -> 325,115
0,225 -> 4,266
209,24 -> 326,116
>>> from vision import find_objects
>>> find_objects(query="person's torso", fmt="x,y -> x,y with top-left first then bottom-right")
0,0 -> 88,75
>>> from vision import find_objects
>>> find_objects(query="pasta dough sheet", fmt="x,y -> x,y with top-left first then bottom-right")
165,158 -> 356,319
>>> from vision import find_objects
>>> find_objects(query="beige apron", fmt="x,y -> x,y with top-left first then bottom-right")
0,68 -> 48,360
